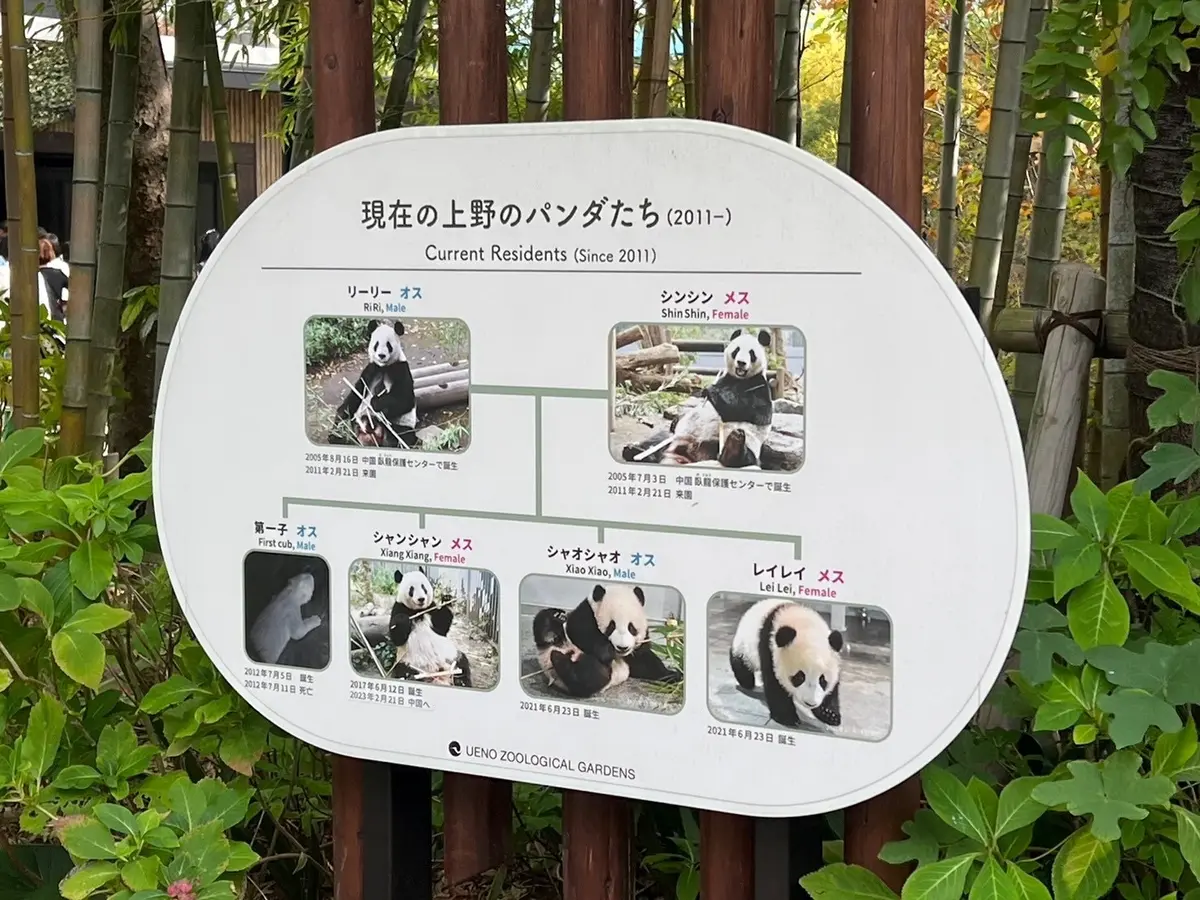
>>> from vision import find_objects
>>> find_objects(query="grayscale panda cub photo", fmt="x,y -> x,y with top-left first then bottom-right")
348,560 -> 500,691
244,551 -> 331,671
706,593 -> 892,742
303,315 -> 470,451
610,322 -> 806,472
519,574 -> 685,715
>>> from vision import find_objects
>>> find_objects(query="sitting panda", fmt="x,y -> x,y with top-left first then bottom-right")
533,583 -> 682,697
328,320 -> 418,448
387,567 -> 472,687
623,328 -> 775,469
729,598 -> 843,729
248,570 -> 323,665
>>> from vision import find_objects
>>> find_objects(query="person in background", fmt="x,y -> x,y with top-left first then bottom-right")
197,228 -> 221,275
44,232 -> 68,277
37,236 -> 67,322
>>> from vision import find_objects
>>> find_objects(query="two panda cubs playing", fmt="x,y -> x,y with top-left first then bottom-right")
387,567 -> 472,687
328,320 -> 420,449
532,583 -> 683,698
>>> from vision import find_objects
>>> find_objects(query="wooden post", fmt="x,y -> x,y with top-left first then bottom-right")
309,1 -> 377,897
1025,264 -> 1106,516
560,5 -> 635,898
436,0 -> 513,886
692,2 -> 792,899
844,0 -> 926,891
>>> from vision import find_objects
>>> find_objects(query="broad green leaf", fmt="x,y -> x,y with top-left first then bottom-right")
1146,370 -> 1200,428
1034,702 -> 1083,732
1027,569 -> 1054,601
20,693 -> 65,781
1054,537 -> 1102,601
96,721 -> 138,779
1066,573 -> 1129,650
1153,718 -> 1199,777
167,779 -> 208,832
1006,864 -> 1051,900
179,823 -> 231,878
1155,842 -> 1185,882
195,884 -> 236,900
1169,496 -> 1200,540
139,675 -> 201,714
195,695 -> 233,724
58,861 -> 121,900
969,858 -> 1017,900
104,471 -> 153,506
64,603 -> 132,635
801,863 -> 901,900
225,841 -> 260,872
0,427 -> 45,474
879,810 -> 956,869
967,778 -> 998,835
1177,807 -> 1200,881
995,777 -> 1049,838
142,826 -> 179,850
93,803 -> 138,836
1105,482 -> 1141,542
1073,723 -> 1099,745
1121,541 -> 1199,602
1097,689 -> 1182,748
70,541 -> 115,601
1070,473 -> 1109,541
1033,515 -> 1078,551
52,765 -> 102,790
20,576 -> 55,626
120,857 -> 160,892
60,819 -> 119,861
1135,443 -> 1200,494
51,629 -> 107,690
1031,751 -> 1174,841
900,854 -> 975,900
0,573 -> 21,611
0,668 -> 10,692
920,766 -> 990,844
1050,829 -> 1118,900
200,779 -> 253,831
1014,629 -> 1086,686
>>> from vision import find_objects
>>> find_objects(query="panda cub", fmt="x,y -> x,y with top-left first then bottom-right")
329,320 -> 418,448
532,583 -> 682,698
623,328 -> 774,469
729,598 -> 843,729
387,567 -> 472,687
249,570 -> 323,665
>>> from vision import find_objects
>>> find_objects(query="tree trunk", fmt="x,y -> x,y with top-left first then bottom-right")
85,10 -> 140,459
524,0 -> 556,121
204,0 -> 239,229
110,10 -> 170,460
380,0 -> 431,129
153,0 -> 205,399
995,0 -> 1048,308
682,0 -> 695,117
1127,55 -> 1200,483
60,0 -> 104,456
967,0 -> 1032,330
3,0 -> 41,431
935,0 -> 966,272
774,0 -> 801,143
835,2 -> 851,172
635,0 -> 671,117
1013,95 -> 1076,435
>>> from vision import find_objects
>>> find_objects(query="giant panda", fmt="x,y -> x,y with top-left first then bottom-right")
329,320 -> 418,448
532,606 -> 629,697
533,583 -> 683,697
387,567 -> 472,687
623,328 -> 774,469
729,598 -> 843,729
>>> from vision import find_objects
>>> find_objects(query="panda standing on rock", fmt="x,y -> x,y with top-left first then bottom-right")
328,320 -> 419,448
533,583 -> 683,698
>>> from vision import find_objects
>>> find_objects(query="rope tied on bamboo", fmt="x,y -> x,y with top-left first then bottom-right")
1125,341 -> 1200,378
1034,308 -> 1105,354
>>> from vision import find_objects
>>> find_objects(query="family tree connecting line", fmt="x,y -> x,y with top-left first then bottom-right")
289,380 -> 804,558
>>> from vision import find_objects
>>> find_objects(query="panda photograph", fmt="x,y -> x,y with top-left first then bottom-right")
706,593 -> 892,742
610,323 -> 806,472
243,550 -> 331,671
348,560 -> 500,691
519,574 -> 685,715
303,315 -> 470,452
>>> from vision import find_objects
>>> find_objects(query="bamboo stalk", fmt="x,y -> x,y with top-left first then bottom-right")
967,0 -> 1032,331
774,0 -> 788,70
634,0 -> 656,117
1013,86 -> 1076,435
935,0 -> 967,272
3,0 -> 41,431
682,0 -> 695,117
995,0 -> 1048,307
835,2 -> 851,173
380,0 -> 431,129
524,0 -> 556,121
59,0 -> 104,456
153,0 -> 206,399
774,0 -> 801,143
85,11 -> 141,459
1101,27 -> 1133,489
289,35 -> 313,168
203,0 -> 239,229
646,0 -> 672,117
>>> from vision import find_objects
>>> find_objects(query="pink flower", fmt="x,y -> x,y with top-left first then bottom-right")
167,880 -> 196,900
